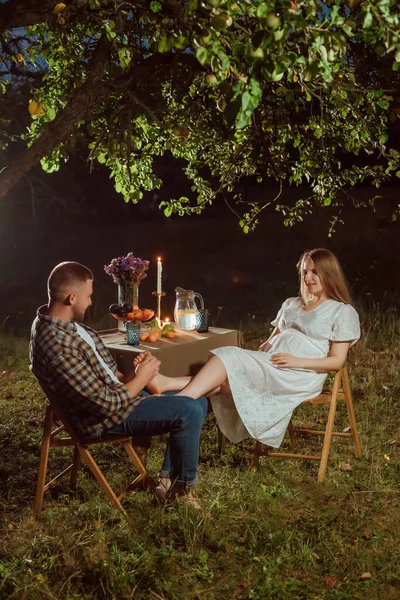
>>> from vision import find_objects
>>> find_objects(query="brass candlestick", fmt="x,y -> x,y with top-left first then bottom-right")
152,291 -> 166,324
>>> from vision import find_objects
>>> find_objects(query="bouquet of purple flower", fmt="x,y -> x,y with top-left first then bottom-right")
104,252 -> 150,286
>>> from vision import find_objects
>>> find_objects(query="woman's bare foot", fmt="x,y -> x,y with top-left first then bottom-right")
133,351 -> 151,372
146,372 -> 169,395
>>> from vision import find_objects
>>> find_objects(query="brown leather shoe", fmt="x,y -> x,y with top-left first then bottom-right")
154,477 -> 171,503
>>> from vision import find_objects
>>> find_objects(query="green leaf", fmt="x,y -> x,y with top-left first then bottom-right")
235,108 -> 251,130
105,21 -> 116,40
196,47 -> 209,65
241,91 -> 251,111
377,100 -> 389,110
396,171 -> 400,178
319,45 -> 327,62
45,106 -> 56,122
158,37 -> 169,53
150,1 -> 162,13
256,4 -> 269,19
164,206 -> 172,217
118,48 -> 131,70
379,133 -> 388,144
187,0 -> 198,13
175,35 -> 187,50
314,127 -> 322,139
363,12 -> 373,29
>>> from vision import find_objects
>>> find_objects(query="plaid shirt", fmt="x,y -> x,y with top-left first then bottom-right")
30,306 -> 142,438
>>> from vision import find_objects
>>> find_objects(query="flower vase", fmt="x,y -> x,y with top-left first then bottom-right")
117,283 -> 139,332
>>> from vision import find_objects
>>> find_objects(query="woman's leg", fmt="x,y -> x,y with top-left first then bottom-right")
176,355 -> 228,400
134,353 -> 191,394
140,353 -> 230,397
146,374 -> 191,395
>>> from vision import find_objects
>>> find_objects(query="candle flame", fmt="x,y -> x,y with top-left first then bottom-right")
165,317 -> 170,323
157,256 -> 161,261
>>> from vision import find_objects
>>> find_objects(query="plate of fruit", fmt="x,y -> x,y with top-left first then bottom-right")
141,320 -> 176,342
109,302 -> 154,322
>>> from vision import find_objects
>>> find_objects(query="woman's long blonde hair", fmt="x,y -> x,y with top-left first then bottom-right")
297,248 -> 353,305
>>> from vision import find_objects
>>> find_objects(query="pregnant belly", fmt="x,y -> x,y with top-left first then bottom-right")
267,330 -> 328,359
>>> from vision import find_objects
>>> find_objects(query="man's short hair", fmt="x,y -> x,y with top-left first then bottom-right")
48,262 -> 94,301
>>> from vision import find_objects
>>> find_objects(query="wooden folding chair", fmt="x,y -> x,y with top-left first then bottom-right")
251,365 -> 362,482
35,399 -> 149,516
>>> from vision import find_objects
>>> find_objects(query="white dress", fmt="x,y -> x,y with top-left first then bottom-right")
210,297 -> 361,448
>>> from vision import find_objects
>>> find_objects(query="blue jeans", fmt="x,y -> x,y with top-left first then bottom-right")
108,393 -> 208,489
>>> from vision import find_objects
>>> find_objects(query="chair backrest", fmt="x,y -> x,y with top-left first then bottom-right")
37,380 -> 82,443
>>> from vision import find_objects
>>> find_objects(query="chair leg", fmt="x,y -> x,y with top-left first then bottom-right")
34,406 -> 54,515
287,420 -> 297,450
69,446 -> 81,490
218,429 -> 227,455
342,366 -> 362,458
252,441 -> 262,472
317,373 -> 340,483
121,441 -> 149,491
77,446 -> 126,514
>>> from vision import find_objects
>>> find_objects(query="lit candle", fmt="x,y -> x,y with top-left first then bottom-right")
164,317 -> 170,324
157,256 -> 162,294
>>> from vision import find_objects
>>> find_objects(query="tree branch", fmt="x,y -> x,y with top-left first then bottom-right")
0,48 -> 197,200
8,63 -> 45,79
0,0 -> 82,32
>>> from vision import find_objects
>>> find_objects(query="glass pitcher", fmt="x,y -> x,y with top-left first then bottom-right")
174,287 -> 204,330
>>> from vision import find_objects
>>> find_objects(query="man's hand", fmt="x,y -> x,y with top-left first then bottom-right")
134,353 -> 160,387
270,353 -> 303,369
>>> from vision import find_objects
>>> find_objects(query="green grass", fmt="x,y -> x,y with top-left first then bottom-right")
0,307 -> 399,600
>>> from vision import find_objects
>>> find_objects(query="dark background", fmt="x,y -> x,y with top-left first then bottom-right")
1,159 -> 399,334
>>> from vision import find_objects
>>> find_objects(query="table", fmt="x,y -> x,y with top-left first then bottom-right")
100,326 -> 239,377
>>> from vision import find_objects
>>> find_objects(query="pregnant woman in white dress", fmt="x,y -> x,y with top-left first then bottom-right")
147,248 -> 361,449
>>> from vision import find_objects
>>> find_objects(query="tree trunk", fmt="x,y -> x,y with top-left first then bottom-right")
0,81 -> 108,200
0,34 -> 110,200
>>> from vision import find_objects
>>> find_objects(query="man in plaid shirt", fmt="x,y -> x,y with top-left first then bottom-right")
30,261 -> 208,507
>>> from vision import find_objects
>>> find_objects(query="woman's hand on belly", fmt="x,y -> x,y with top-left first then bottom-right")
270,353 -> 303,369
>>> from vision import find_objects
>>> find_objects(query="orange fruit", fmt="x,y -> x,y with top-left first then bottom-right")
28,100 -> 45,116
148,335 -> 158,342
166,332 -> 175,339
140,334 -> 149,342
54,3 -> 67,14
